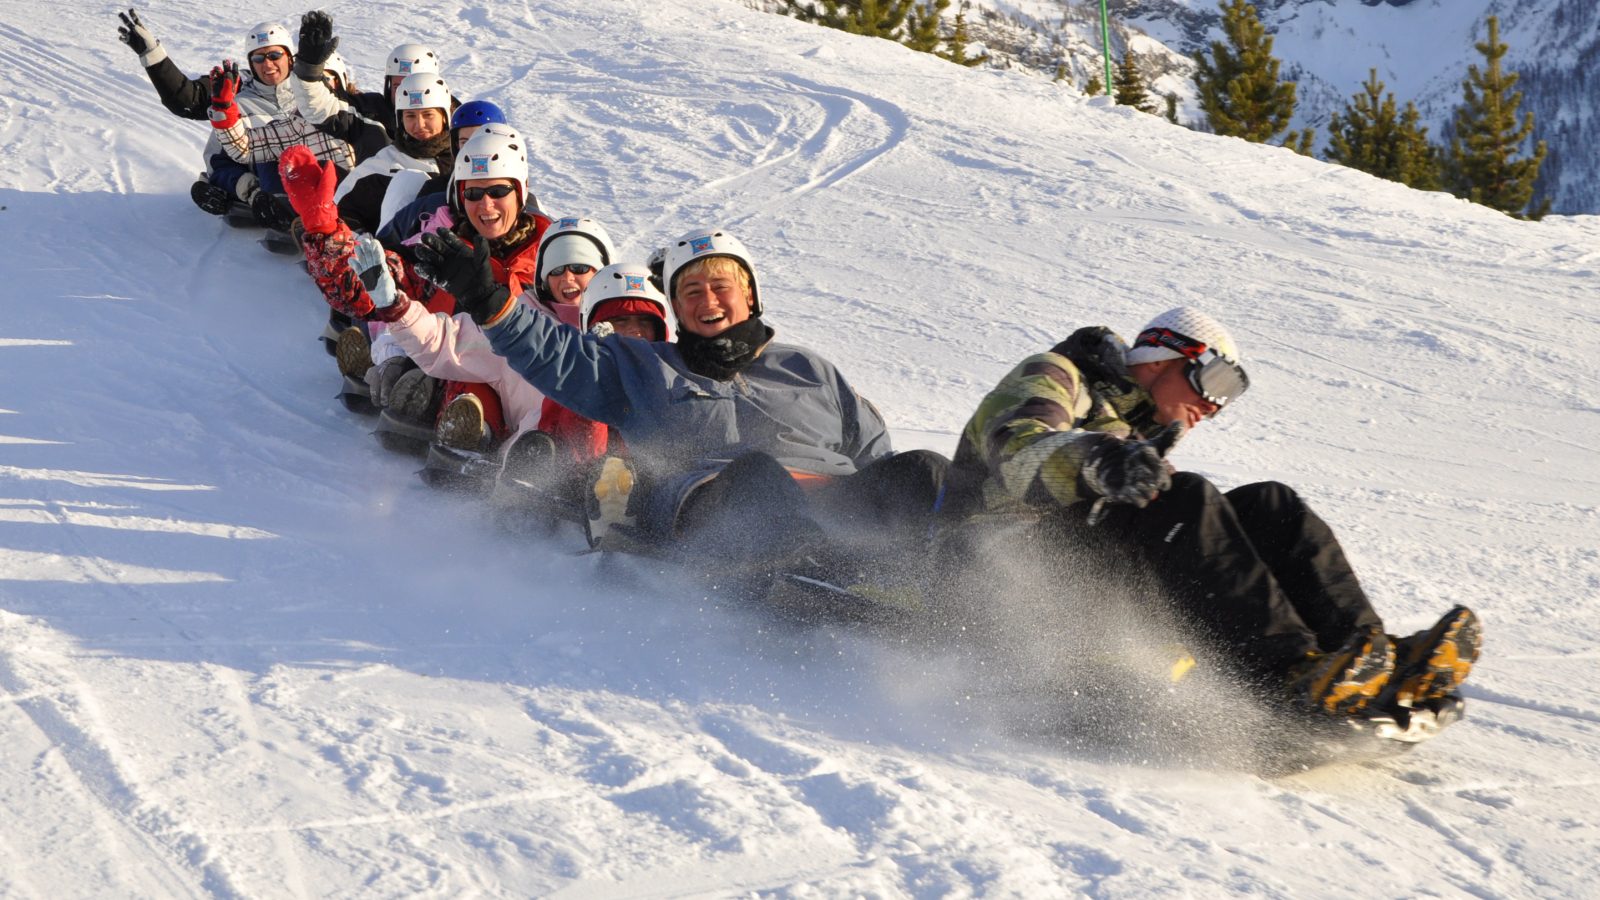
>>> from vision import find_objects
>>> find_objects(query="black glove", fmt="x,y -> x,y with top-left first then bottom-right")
1078,421 -> 1184,508
414,230 -> 511,326
294,10 -> 338,78
117,9 -> 157,57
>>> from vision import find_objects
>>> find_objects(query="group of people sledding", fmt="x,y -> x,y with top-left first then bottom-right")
118,8 -> 1482,743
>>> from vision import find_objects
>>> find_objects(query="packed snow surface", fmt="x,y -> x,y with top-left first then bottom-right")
2,0 -> 1599,897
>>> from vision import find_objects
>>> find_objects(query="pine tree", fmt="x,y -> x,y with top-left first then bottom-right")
1113,50 -> 1158,113
938,11 -> 987,67
901,0 -> 950,54
1190,0 -> 1298,142
1283,127 -> 1315,156
1325,69 -> 1443,190
1085,75 -> 1104,97
1447,16 -> 1550,219
1054,64 -> 1068,83
783,0 -> 916,40
1164,93 -> 1180,124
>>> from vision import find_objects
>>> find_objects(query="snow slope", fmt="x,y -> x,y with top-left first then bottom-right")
2,0 -> 1599,896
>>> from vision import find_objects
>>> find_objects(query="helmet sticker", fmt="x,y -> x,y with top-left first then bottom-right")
689,236 -> 714,254
407,91 -> 424,106
397,60 -> 413,74
624,274 -> 646,293
253,32 -> 270,44
558,217 -> 579,229
469,155 -> 489,175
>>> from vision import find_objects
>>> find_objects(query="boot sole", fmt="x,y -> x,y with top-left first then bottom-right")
436,394 -> 486,451
335,327 -> 373,378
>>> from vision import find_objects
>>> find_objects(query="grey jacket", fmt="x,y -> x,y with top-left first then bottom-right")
485,301 -> 893,534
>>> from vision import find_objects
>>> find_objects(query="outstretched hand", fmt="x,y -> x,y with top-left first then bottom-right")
207,60 -> 240,128
295,10 -> 339,73
352,235 -> 398,310
116,9 -> 157,57
414,231 -> 512,326
277,145 -> 340,234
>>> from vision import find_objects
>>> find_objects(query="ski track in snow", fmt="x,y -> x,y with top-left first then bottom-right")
0,0 -> 1596,896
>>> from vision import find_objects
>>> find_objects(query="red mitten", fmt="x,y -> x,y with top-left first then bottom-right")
207,61 -> 240,129
278,145 -> 341,234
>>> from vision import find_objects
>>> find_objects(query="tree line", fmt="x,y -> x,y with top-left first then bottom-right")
776,0 -> 1550,221
1126,1 -> 1550,220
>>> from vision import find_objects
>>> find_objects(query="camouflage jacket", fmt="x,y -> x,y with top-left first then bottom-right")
944,327 -> 1165,516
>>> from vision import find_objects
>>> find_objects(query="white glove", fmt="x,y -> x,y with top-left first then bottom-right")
352,235 -> 399,310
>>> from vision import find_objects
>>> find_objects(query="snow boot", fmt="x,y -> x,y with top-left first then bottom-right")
584,456 -> 637,548
190,180 -> 231,216
387,368 -> 440,419
251,190 -> 297,231
500,430 -> 558,488
436,393 -> 491,452
1385,606 -> 1481,708
372,359 -> 437,456
335,326 -> 373,379
1284,624 -> 1394,717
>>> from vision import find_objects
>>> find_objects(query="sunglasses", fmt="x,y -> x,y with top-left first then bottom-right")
547,263 -> 595,277
1133,328 -> 1250,411
460,184 -> 516,202
249,50 -> 287,64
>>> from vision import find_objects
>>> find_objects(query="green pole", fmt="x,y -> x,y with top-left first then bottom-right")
1099,0 -> 1114,96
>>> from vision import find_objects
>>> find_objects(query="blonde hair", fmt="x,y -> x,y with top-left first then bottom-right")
674,256 -> 751,297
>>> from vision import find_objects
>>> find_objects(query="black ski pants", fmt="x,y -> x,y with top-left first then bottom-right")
1078,472 -> 1382,677
677,450 -> 950,560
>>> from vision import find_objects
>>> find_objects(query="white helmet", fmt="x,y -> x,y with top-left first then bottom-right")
581,263 -> 672,341
449,128 -> 529,214
322,52 -> 353,92
1125,307 -> 1241,366
393,72 -> 451,118
663,228 -> 762,317
386,43 -> 440,79
535,218 -> 617,306
244,22 -> 294,55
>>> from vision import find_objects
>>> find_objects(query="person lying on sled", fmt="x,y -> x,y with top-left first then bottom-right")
408,224 -> 948,552
937,307 -> 1480,723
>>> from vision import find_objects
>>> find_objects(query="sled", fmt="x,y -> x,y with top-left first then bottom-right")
337,374 -> 378,415
259,227 -> 300,256
373,409 -> 433,457
223,202 -> 258,229
418,442 -> 498,495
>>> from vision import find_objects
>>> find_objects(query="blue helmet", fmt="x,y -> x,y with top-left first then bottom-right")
451,100 -> 507,131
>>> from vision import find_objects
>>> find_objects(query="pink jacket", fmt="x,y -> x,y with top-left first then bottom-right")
383,296 -> 571,441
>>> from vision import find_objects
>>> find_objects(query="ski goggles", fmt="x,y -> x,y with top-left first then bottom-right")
460,184 -> 516,202
547,263 -> 595,277
249,50 -> 287,64
1133,328 -> 1250,410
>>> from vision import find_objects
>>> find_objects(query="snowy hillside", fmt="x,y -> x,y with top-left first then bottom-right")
1070,0 -> 1600,214
2,0 -> 1600,897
